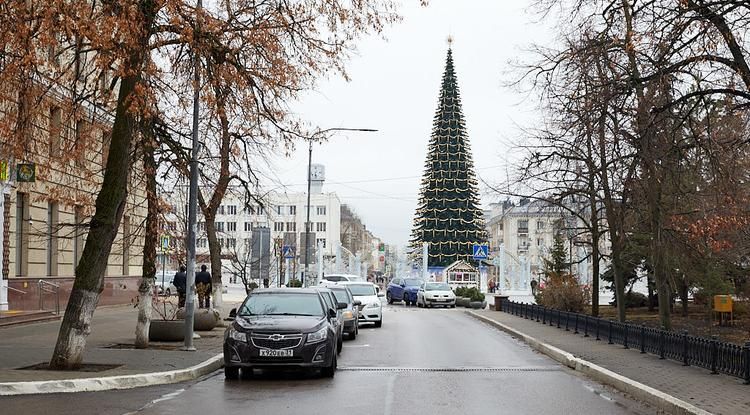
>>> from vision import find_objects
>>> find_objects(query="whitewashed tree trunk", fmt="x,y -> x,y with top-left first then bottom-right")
134,279 -> 153,348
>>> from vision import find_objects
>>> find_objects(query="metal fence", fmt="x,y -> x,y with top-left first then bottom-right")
500,299 -> 750,383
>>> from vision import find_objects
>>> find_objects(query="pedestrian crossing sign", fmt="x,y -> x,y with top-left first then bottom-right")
282,245 -> 295,259
472,244 -> 488,260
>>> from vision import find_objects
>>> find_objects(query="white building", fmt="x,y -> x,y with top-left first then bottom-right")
162,164 -> 342,284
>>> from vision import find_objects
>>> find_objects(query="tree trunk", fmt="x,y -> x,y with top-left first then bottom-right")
49,73 -> 138,369
135,133 -> 158,348
204,213 -> 222,309
49,0 -> 157,370
647,273 -> 655,312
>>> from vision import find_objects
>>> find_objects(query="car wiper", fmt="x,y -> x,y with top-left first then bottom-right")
267,313 -> 318,316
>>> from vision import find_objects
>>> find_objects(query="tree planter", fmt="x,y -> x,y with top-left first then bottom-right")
149,319 -> 185,342
176,308 -> 220,331
469,301 -> 487,309
456,297 -> 471,307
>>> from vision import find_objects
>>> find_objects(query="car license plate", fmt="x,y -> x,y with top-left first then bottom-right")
259,349 -> 293,357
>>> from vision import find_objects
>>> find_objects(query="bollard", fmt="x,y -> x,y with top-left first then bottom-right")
640,324 -> 646,354
623,322 -> 629,349
608,320 -> 613,344
659,328 -> 666,359
536,305 -> 540,322
682,330 -> 689,366
743,341 -> 750,384
710,335 -> 718,374
565,312 -> 570,331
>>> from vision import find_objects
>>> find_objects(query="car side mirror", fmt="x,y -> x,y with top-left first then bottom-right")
337,302 -> 348,310
378,292 -> 385,297
227,308 -> 237,320
400,284 -> 405,288
353,300 -> 362,306
328,308 -> 337,319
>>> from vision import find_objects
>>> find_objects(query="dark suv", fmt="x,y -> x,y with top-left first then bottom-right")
224,288 -> 346,379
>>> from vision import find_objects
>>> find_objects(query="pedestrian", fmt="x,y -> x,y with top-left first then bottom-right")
488,278 -> 496,293
172,266 -> 187,308
196,264 -> 212,309
530,279 -> 539,296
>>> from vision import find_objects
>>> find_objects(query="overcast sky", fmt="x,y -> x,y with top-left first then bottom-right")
266,1 -> 555,248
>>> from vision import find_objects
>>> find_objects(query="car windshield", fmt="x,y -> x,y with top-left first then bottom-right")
404,278 -> 423,287
347,284 -> 376,296
238,293 -> 324,316
426,283 -> 451,291
330,289 -> 351,303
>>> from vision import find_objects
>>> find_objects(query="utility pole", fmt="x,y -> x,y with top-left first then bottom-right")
183,0 -> 202,351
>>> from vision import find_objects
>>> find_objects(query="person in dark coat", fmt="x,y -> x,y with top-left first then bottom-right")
196,264 -> 212,308
172,266 -> 187,308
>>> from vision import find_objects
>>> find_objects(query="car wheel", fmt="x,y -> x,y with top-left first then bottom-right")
337,336 -> 343,355
349,329 -> 357,340
374,319 -> 382,328
225,366 -> 240,380
450,304 -> 456,308
387,292 -> 393,304
321,353 -> 336,378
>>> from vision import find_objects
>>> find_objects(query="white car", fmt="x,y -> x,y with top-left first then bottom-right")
340,282 -> 383,327
417,282 -> 456,308
319,274 -> 365,287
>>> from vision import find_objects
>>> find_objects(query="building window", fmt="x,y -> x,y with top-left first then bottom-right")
49,107 -> 63,156
286,222 -> 296,232
227,221 -> 237,232
316,238 -> 327,248
257,206 -> 264,215
228,238 -> 236,248
227,205 -> 237,215
276,205 -> 283,215
289,205 -> 296,215
246,205 -> 255,215
122,216 -> 130,275
244,222 -> 252,232
47,202 -> 59,276
219,238 -> 225,248
74,206 -> 84,268
218,205 -> 225,215
215,222 -> 224,232
537,220 -> 545,230
197,221 -> 205,232
316,206 -> 326,215
316,222 -> 326,232
244,238 -> 251,247
518,220 -> 528,234
537,238 -> 543,246
274,222 -> 284,232
15,193 -> 28,277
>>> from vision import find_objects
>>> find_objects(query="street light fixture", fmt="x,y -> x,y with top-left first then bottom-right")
302,128 -> 377,286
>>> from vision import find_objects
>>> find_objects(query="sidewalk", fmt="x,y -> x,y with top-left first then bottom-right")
474,310 -> 750,415
0,304 -> 233,386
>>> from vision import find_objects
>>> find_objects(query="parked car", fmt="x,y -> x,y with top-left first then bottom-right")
386,277 -> 424,305
315,287 -> 345,354
223,288 -> 345,379
319,274 -> 365,287
329,286 -> 361,339
417,282 -> 456,308
341,282 -> 383,327
153,277 -> 177,296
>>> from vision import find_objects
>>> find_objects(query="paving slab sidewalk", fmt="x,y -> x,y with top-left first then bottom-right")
0,304 -> 230,384
475,310 -> 750,415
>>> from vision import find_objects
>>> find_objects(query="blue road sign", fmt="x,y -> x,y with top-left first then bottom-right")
282,245 -> 295,259
473,244 -> 489,260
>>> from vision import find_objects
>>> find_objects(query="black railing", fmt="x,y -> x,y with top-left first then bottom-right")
500,299 -> 750,383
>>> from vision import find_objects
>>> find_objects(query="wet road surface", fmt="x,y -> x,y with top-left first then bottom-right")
1,305 -> 655,414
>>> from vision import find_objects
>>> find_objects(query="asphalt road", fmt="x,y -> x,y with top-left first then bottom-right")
1,305 -> 654,415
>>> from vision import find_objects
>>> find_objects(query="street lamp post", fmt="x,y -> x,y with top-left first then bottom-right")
302,128 -> 376,286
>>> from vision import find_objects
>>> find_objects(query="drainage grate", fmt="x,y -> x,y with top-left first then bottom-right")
337,366 -> 561,373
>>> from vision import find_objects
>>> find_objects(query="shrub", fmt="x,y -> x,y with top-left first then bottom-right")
454,286 -> 468,297
248,282 -> 259,291
468,287 -> 485,302
535,272 -> 590,313
287,278 -> 303,288
609,291 -> 648,308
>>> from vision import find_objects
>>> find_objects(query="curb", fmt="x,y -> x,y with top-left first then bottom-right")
0,353 -> 224,396
467,311 -> 712,415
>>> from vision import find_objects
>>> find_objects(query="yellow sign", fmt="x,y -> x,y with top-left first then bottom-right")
0,160 -> 7,181
713,295 -> 733,313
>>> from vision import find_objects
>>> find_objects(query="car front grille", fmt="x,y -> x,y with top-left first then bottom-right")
250,333 -> 303,350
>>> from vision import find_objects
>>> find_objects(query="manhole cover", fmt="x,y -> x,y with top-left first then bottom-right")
337,367 -> 560,372
17,362 -> 123,372
102,343 -> 182,351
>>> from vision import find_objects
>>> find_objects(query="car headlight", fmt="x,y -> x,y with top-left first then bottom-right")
342,311 -> 354,319
366,302 -> 380,309
306,326 -> 328,344
229,328 -> 246,342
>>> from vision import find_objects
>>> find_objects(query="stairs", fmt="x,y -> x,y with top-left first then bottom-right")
0,310 -> 61,328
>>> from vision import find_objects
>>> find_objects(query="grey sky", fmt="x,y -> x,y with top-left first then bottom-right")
270,1 -> 553,248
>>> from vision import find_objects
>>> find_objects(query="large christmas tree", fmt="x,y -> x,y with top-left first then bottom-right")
410,47 -> 488,267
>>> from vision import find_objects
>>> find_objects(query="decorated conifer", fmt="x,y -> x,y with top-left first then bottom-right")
410,46 -> 488,267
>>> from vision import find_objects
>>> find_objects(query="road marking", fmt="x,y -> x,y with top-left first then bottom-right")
342,344 -> 371,348
122,388 -> 186,415
383,370 -> 396,415
338,366 -> 561,372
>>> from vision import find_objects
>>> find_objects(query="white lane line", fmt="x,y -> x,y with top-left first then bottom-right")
382,371 -> 396,415
122,388 -> 186,415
